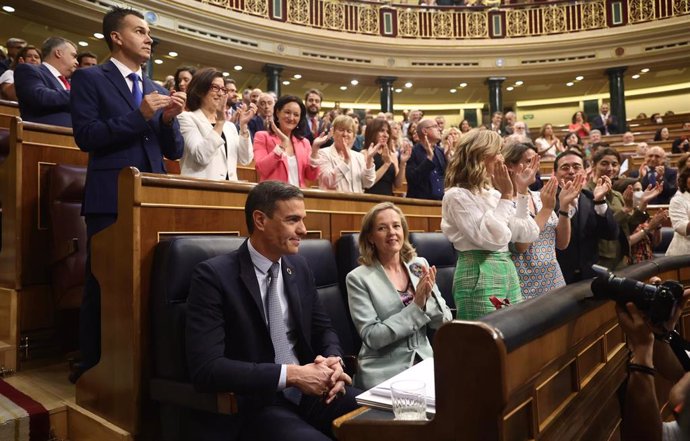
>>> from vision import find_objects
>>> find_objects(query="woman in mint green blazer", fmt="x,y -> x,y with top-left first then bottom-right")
346,202 -> 452,390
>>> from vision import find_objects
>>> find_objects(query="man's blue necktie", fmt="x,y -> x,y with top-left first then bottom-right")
127,72 -> 142,108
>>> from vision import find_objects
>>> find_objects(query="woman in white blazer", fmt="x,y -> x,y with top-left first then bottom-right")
178,68 -> 255,181
313,115 -> 376,193
666,166 -> 690,256
346,202 -> 452,390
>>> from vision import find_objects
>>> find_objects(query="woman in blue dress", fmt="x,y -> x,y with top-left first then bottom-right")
502,139 -> 583,299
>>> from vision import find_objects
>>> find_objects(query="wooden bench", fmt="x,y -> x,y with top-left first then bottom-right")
77,167 -> 442,434
0,116 -> 88,370
335,256 -> 690,440
0,99 -> 19,117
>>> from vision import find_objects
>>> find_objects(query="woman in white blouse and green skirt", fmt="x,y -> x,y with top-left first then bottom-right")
441,129 -> 540,320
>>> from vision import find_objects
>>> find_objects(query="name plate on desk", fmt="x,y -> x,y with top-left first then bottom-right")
355,358 -> 436,414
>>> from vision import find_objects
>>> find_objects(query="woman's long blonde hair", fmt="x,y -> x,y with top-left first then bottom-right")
357,202 -> 416,266
444,128 -> 502,192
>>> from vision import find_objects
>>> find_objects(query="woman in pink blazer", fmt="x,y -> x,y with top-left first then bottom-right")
253,95 -> 319,187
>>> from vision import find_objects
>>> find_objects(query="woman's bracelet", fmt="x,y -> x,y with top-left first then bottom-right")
627,362 -> 656,376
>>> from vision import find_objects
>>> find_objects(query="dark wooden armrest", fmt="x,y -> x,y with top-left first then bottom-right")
150,378 -> 238,415
51,238 -> 79,264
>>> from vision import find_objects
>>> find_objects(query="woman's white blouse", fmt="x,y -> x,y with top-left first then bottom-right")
441,186 -> 540,252
666,191 -> 690,256
286,155 -> 300,187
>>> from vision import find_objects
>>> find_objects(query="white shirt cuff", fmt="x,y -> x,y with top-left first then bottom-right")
277,364 -> 287,391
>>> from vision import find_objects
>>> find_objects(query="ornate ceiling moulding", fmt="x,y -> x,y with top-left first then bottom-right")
28,0 -> 690,80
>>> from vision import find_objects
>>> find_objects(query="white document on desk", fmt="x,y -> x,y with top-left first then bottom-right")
355,358 -> 436,414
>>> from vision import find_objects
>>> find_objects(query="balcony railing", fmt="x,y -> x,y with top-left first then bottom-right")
197,0 -> 690,39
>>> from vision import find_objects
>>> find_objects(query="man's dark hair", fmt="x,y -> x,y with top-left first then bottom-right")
224,78 -> 236,86
273,95 -> 308,140
103,7 -> 145,51
41,36 -> 75,59
554,149 -> 584,172
304,88 -> 323,103
592,147 -> 621,165
77,51 -> 98,65
185,67 -> 221,111
245,181 -> 304,234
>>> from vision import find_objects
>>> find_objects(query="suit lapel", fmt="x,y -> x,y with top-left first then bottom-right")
432,145 -> 445,170
102,60 -> 136,110
194,110 -> 227,162
238,243 -> 268,325
40,64 -> 64,90
374,263 -> 406,310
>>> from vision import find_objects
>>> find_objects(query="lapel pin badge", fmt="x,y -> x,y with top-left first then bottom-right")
409,263 -> 423,278
286,267 -> 293,275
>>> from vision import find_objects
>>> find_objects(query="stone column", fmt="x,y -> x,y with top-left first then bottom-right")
263,64 -> 284,97
377,76 -> 396,113
606,67 -> 627,132
487,77 -> 505,117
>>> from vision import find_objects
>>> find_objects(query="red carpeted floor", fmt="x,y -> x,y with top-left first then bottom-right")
0,379 -> 49,441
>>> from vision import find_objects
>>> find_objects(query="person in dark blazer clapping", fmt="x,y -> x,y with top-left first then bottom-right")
69,7 -> 185,381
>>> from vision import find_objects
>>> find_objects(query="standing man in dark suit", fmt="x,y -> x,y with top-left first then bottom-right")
186,181 -> 358,440
305,89 -> 326,143
14,36 -> 77,127
247,92 -> 274,141
591,102 -> 619,135
553,151 -> 619,283
69,6 -> 185,381
406,118 -> 447,200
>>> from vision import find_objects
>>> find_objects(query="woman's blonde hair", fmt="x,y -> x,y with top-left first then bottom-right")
441,127 -> 462,153
331,115 -> 355,132
444,128 -> 502,192
357,202 -> 416,266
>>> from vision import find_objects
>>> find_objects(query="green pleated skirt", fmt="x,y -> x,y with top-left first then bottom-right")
453,250 -> 522,320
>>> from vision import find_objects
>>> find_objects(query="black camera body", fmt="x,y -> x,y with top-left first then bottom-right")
591,264 -> 684,325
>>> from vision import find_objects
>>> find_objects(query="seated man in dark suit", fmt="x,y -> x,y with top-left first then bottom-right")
186,181 -> 359,441
627,146 -> 677,204
406,119 -> 446,200
553,151 -> 619,283
14,36 -> 77,127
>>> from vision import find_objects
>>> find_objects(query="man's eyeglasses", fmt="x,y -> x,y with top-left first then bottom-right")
209,84 -> 229,95
558,163 -> 583,172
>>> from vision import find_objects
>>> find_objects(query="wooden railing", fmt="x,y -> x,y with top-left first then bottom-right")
194,0 -> 690,39
335,256 -> 690,440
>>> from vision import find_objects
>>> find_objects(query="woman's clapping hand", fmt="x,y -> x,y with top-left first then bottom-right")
413,265 -> 436,309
